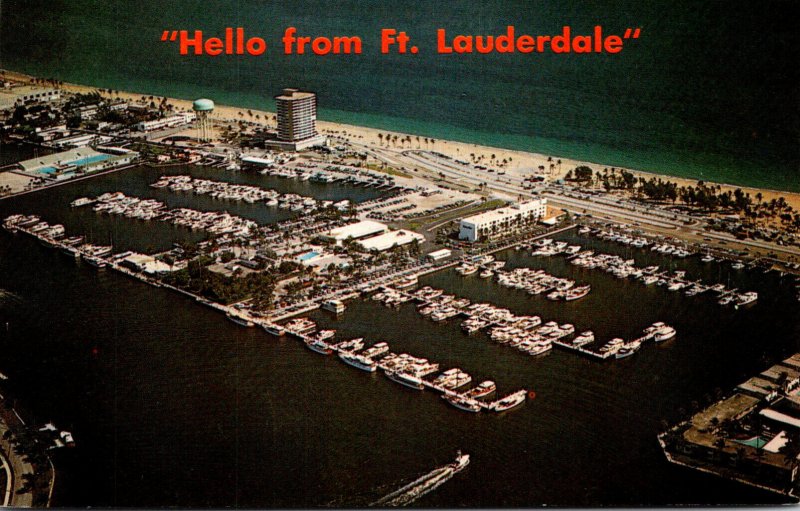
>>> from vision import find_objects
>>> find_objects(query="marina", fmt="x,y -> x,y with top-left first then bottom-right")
149,175 -> 344,214
527,235 -> 761,307
277,319 -> 526,413
372,283 -> 674,361
0,170 -> 797,506
4,214 -> 540,413
0,2 -> 798,503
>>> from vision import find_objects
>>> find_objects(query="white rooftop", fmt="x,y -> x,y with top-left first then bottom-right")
760,408 -> 800,429
357,230 -> 424,252
461,199 -> 546,225
326,220 -> 388,241
763,430 -> 789,453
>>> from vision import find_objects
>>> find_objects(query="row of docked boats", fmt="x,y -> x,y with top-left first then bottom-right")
581,227 -> 762,274
381,284 -> 680,362
595,322 -> 677,359
151,175 -> 330,213
277,321 -> 526,413
454,256 -> 506,278
257,164 -> 398,191
568,248 -> 758,306
77,192 -> 258,237
530,238 -> 583,256
454,258 -> 594,302
497,268 -> 591,300
4,215 -> 114,268
580,228 -> 652,249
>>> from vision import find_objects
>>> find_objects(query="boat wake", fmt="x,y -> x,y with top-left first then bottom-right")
370,452 -> 470,507
0,288 -> 23,305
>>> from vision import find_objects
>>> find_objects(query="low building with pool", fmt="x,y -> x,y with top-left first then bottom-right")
14,147 -> 139,180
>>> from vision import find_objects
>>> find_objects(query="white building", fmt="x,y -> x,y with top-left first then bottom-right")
136,112 -> 196,132
427,248 -> 452,261
323,220 -> 389,246
356,230 -> 424,252
50,133 -> 109,149
458,199 -> 547,242
18,87 -> 60,104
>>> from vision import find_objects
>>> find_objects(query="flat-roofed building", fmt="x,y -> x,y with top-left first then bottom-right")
427,248 -> 452,261
356,230 -> 424,252
17,147 -> 138,177
0,86 -> 61,109
135,112 -> 196,132
323,220 -> 389,245
459,199 -> 547,242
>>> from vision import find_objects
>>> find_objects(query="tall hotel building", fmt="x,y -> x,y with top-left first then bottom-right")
271,88 -> 326,150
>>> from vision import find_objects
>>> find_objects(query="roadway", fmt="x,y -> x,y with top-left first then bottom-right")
0,415 -> 34,507
349,145 -> 800,262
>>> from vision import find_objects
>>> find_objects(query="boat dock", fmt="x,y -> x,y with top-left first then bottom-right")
373,284 -> 674,362
281,326 -> 521,412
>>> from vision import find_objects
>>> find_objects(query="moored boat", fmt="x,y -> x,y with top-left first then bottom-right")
465,380 -> 496,399
263,324 -> 286,336
654,326 -> 677,342
385,370 -> 425,390
226,312 -> 255,327
442,394 -> 482,413
491,390 -> 527,412
339,352 -> 377,372
305,338 -> 333,355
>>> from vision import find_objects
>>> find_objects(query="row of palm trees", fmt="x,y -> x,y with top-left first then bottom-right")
376,133 -> 436,149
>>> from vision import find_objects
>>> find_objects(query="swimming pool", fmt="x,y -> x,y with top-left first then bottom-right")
67,154 -> 111,166
734,436 -> 769,449
298,251 -> 320,261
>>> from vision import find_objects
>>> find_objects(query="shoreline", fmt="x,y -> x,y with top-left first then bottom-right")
3,68 -> 800,211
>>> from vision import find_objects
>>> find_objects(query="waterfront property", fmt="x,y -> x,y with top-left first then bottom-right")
14,147 -> 138,179
660,353 -> 800,497
0,85 -> 60,109
0,67 -> 798,507
459,199 -> 547,242
271,88 -> 327,150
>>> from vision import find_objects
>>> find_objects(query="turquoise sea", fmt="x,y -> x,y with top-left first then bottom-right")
1,0 -> 798,190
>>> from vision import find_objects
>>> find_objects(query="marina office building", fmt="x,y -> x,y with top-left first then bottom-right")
459,199 -> 547,242
322,220 -> 390,246
269,88 -> 327,151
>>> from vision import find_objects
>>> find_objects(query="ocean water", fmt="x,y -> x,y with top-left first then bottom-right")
2,0 -> 798,191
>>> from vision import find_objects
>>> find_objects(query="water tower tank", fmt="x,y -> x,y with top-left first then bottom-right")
192,98 -> 215,112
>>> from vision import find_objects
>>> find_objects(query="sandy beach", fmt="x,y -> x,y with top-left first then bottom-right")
4,69 -> 799,211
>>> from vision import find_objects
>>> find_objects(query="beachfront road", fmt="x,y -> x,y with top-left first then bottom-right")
355,144 -> 800,261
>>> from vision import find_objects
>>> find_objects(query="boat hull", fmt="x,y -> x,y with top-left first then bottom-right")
386,371 -> 425,390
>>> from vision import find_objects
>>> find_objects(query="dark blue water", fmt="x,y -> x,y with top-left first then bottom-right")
2,0 -> 798,190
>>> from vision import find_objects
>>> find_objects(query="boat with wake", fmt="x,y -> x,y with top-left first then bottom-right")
370,452 -> 470,507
